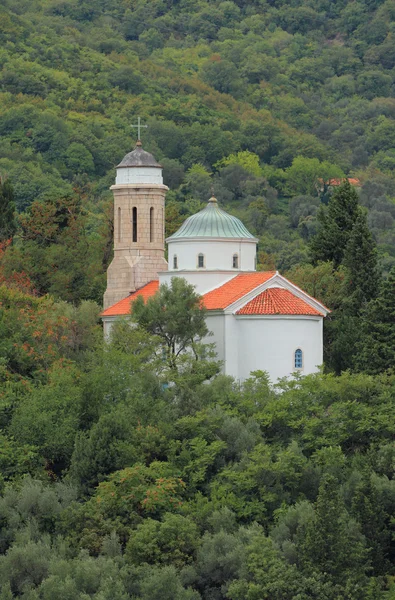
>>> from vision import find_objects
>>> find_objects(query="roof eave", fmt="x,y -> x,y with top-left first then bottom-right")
273,273 -> 331,315
101,312 -> 131,319
235,313 -> 324,319
166,235 -> 258,243
116,163 -> 163,169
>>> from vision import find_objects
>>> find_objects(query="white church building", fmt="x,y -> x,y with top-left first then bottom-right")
102,141 -> 329,383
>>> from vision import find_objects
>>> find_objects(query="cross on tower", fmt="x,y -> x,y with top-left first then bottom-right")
131,116 -> 147,142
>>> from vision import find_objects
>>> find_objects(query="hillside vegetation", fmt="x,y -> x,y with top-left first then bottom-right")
1,0 -> 395,294
1,2 -> 395,598
0,278 -> 395,599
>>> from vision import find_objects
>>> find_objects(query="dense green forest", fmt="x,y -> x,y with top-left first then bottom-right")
1,0 -> 395,597
1,0 -> 395,293
1,276 -> 395,599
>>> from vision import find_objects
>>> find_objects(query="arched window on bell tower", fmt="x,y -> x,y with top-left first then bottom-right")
150,207 -> 154,242
132,207 -> 137,242
118,207 -> 121,243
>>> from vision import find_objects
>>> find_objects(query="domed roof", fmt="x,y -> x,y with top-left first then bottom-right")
167,196 -> 257,241
117,141 -> 161,168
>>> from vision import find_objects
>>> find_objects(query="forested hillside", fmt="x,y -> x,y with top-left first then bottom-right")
1,1 -> 395,598
0,278 -> 395,599
1,0 -> 395,297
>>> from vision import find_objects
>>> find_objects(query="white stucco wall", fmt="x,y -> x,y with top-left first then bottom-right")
235,315 -> 323,383
159,270 -> 237,295
102,317 -> 117,339
205,313 -> 225,362
116,167 -> 163,185
103,312 -> 323,384
167,239 -> 257,272
223,313 -> 240,379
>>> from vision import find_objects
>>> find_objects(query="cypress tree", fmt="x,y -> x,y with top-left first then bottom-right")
351,474 -> 390,576
0,178 -> 17,242
356,267 -> 395,374
342,209 -> 380,315
324,313 -> 361,374
301,474 -> 369,588
310,180 -> 360,268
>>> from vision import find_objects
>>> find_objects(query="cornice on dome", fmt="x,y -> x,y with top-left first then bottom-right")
167,197 -> 256,241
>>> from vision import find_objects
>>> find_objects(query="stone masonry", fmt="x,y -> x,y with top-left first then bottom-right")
103,183 -> 168,308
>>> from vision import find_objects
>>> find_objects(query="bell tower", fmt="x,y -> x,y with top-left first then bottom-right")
103,140 -> 168,309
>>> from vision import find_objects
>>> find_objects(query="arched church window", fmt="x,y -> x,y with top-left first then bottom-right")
132,207 -> 137,242
173,255 -> 178,269
294,348 -> 303,369
232,253 -> 239,269
150,207 -> 154,242
197,253 -> 205,268
118,207 -> 121,242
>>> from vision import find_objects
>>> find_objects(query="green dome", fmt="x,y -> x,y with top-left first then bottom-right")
167,197 -> 256,240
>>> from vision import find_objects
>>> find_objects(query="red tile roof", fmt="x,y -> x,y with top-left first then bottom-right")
236,287 -> 324,316
203,272 -> 276,310
101,280 -> 159,317
328,177 -> 361,186
101,273 -> 326,318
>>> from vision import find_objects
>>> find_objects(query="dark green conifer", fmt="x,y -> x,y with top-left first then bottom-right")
301,474 -> 369,587
351,474 -> 390,576
0,178 -> 17,242
342,209 -> 380,314
310,181 -> 360,268
356,267 -> 395,374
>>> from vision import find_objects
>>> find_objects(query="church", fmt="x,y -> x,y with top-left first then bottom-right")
101,140 -> 329,383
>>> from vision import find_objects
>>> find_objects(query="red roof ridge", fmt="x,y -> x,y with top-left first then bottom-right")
277,275 -> 330,313
236,287 -> 324,316
101,272 -> 329,318
203,271 -> 277,310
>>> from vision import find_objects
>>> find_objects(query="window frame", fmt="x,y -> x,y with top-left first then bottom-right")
150,207 -> 154,243
132,206 -> 137,242
232,253 -> 239,269
118,206 -> 121,242
197,253 -> 205,269
173,254 -> 178,270
294,348 -> 303,370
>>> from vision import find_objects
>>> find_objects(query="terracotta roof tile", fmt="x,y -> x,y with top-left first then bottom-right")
236,287 -> 324,316
101,280 -> 159,317
328,177 -> 361,186
102,273 -> 326,318
203,272 -> 276,310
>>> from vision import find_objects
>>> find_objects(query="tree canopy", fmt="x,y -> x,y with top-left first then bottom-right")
1,1 -> 395,596
131,277 -> 210,371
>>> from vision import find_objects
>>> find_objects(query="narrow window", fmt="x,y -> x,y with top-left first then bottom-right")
198,253 -> 205,268
132,207 -> 137,242
150,207 -> 154,242
232,253 -> 239,268
118,207 -> 121,242
173,255 -> 178,269
294,349 -> 303,369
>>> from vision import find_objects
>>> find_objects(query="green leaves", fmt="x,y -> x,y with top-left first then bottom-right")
0,178 -> 16,242
310,181 -> 361,268
286,157 -> 344,197
132,277 -> 210,373
356,266 -> 395,374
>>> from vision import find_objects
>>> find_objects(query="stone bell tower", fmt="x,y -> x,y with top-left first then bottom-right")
103,140 -> 168,309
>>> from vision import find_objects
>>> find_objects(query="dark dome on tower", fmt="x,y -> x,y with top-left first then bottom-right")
117,141 -> 161,168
